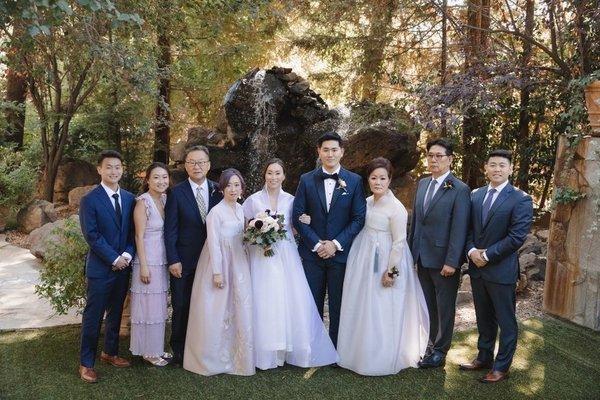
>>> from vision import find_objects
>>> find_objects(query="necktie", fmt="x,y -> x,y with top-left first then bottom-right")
112,193 -> 122,224
196,187 -> 207,222
321,172 -> 339,181
423,179 -> 437,212
481,188 -> 497,223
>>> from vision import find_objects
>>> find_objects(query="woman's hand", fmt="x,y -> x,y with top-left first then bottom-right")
299,214 -> 311,225
381,271 -> 394,288
140,266 -> 151,284
213,273 -> 224,289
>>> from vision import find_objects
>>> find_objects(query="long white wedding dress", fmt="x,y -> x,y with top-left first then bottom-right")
337,190 -> 429,375
243,188 -> 338,370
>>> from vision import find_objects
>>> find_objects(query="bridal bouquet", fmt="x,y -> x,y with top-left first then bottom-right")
243,210 -> 288,257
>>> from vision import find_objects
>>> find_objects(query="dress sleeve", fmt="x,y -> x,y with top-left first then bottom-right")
135,193 -> 151,220
387,201 -> 407,272
242,196 -> 255,222
205,209 -> 223,274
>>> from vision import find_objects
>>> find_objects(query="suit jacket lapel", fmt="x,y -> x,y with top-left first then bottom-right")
96,186 -> 120,227
423,173 -> 453,218
473,187 -> 486,230
483,184 -> 514,228
328,168 -> 346,211
207,180 -> 220,210
312,169 -> 328,213
182,180 -> 203,223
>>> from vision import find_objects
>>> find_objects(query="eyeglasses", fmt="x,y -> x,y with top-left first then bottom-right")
426,154 -> 449,160
185,160 -> 210,167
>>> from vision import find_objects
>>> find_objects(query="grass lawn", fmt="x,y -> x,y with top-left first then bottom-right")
1,317 -> 599,400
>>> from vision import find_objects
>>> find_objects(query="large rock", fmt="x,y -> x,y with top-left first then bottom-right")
344,123 -> 419,178
68,185 -> 97,208
29,214 -> 80,259
16,200 -> 58,233
54,159 -> 99,203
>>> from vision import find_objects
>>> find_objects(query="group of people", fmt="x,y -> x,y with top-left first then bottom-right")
77,132 -> 533,386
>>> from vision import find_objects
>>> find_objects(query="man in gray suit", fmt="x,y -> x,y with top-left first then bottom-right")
409,138 -> 470,368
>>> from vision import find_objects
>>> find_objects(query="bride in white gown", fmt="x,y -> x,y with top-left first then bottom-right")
242,159 -> 338,370
337,157 -> 429,376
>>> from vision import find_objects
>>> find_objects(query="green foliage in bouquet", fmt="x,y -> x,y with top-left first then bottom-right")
35,218 -> 87,315
243,212 -> 288,257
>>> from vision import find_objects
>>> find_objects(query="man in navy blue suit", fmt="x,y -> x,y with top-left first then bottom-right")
460,149 -> 533,383
164,145 -> 222,365
293,132 -> 366,347
409,138 -> 471,369
78,150 -> 136,383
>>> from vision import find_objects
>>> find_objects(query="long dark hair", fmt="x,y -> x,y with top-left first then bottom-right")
141,162 -> 170,193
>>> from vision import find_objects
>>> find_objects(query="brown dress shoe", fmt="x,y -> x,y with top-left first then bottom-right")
100,352 -> 131,368
459,359 -> 493,371
479,370 -> 509,383
79,366 -> 98,383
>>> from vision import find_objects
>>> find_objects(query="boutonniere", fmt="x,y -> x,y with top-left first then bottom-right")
210,183 -> 218,196
336,178 -> 348,193
443,180 -> 454,190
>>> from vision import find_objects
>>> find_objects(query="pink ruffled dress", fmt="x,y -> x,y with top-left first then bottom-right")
129,192 -> 169,357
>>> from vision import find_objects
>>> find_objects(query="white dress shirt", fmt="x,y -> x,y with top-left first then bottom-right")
313,166 -> 343,253
188,177 -> 209,208
100,182 -> 132,266
468,179 -> 510,261
423,170 -> 451,209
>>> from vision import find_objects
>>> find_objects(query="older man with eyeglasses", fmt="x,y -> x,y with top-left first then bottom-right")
409,138 -> 471,369
164,145 -> 223,366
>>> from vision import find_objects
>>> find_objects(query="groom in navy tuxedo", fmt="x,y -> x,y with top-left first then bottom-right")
79,150 -> 135,383
293,132 -> 366,347
409,138 -> 470,369
461,149 -> 532,383
164,145 -> 222,365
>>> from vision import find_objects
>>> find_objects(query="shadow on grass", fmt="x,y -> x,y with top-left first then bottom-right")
1,317 -> 599,400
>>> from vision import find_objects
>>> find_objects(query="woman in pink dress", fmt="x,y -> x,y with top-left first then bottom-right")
130,162 -> 172,366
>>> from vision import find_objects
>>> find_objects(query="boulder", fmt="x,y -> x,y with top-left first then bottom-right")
536,229 -> 549,241
29,214 -> 80,259
344,121 -> 419,178
16,200 -> 58,233
54,159 -> 99,203
68,185 -> 97,208
519,233 -> 544,255
519,252 -> 538,270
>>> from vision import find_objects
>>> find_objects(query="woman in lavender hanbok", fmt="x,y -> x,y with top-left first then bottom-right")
184,169 -> 255,376
130,162 -> 172,367
243,159 -> 337,370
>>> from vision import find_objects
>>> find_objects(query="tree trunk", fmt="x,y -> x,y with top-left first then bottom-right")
461,0 -> 491,188
516,0 -> 535,191
3,68 -> 27,149
440,0 -> 448,137
153,23 -> 171,164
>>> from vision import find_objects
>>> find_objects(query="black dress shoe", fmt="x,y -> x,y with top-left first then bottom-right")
418,352 -> 446,369
170,354 -> 183,367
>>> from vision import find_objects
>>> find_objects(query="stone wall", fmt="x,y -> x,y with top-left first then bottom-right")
544,135 -> 600,331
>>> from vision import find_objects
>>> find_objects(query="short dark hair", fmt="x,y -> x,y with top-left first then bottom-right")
366,157 -> 393,179
317,132 -> 344,148
184,145 -> 210,160
97,150 -> 123,165
426,138 -> 453,156
142,162 -> 170,193
262,158 -> 286,178
487,149 -> 512,163
218,168 -> 246,193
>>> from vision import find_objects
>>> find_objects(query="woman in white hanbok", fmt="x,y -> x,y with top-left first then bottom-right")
337,158 -> 429,376
242,159 -> 338,370
184,169 -> 254,376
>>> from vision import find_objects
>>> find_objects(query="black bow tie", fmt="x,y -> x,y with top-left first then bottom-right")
321,172 -> 339,181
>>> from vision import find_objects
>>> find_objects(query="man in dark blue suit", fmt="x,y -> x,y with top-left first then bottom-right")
79,150 -> 135,383
461,149 -> 533,383
164,145 -> 222,365
293,132 -> 366,347
409,138 -> 470,369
